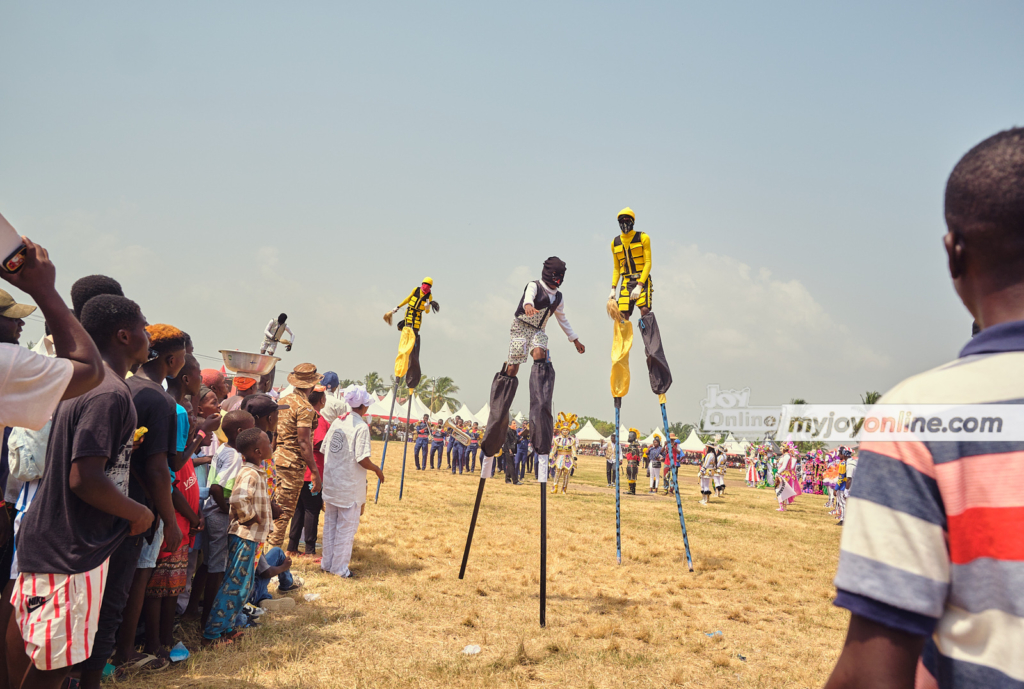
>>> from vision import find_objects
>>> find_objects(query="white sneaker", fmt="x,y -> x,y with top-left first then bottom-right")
259,597 -> 296,611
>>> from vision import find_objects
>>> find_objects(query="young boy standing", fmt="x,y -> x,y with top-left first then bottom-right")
203,427 -> 273,644
10,295 -> 153,688
197,410 -> 254,631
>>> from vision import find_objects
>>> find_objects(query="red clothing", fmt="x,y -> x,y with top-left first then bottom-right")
163,458 -> 200,555
305,414 -> 328,481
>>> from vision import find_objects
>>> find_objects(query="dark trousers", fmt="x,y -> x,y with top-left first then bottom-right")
606,462 -> 615,484
515,446 -> 527,480
414,438 -> 428,469
468,446 -> 478,472
446,439 -> 454,466
287,483 -> 324,554
430,442 -> 444,469
451,444 -> 465,474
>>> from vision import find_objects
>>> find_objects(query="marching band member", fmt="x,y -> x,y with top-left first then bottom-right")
413,413 -> 430,471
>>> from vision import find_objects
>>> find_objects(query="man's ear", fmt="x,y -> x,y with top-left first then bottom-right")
944,231 -> 966,280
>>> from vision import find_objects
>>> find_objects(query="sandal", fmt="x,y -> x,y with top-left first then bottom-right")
112,653 -> 169,680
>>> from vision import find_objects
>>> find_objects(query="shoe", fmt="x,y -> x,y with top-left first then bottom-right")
259,597 -> 296,611
279,576 -> 304,593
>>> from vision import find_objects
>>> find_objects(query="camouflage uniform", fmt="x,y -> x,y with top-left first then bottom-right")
268,392 -> 316,547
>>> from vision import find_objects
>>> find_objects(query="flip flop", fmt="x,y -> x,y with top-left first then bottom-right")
112,654 -> 169,680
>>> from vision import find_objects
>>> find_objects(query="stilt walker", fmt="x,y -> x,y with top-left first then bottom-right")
378,277 -> 438,502
458,257 -> 585,628
607,207 -> 693,568
550,413 -> 579,494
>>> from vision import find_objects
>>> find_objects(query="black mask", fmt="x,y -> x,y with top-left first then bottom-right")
618,217 -> 634,234
542,256 -> 566,288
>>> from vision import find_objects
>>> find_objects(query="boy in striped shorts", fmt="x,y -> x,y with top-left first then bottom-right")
825,128 -> 1024,688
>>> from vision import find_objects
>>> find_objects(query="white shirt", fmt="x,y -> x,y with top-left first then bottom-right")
322,412 -> 372,509
523,281 -> 578,342
320,390 -> 349,425
264,319 -> 294,345
0,343 -> 73,436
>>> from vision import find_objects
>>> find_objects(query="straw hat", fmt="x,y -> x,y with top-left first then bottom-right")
287,363 -> 321,388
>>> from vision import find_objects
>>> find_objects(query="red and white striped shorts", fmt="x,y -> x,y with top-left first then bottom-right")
11,559 -> 109,671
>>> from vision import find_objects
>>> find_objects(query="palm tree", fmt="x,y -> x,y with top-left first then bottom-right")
338,378 -> 358,389
418,376 -> 460,412
362,371 -> 387,395
790,398 -> 807,405
388,375 -> 411,401
860,391 -> 882,405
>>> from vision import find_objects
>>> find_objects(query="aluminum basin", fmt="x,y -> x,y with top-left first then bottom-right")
219,350 -> 281,376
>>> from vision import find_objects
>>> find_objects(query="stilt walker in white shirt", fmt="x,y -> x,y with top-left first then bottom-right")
459,257 -> 585,628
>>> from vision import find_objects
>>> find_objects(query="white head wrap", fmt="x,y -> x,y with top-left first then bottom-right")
342,384 -> 374,410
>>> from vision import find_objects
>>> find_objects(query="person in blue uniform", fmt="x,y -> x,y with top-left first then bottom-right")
467,422 -> 481,472
429,423 -> 445,470
413,414 -> 430,470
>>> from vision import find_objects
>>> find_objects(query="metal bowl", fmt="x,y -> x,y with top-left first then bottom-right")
219,350 -> 281,376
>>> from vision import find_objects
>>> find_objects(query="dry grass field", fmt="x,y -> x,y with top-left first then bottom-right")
121,441 -> 848,688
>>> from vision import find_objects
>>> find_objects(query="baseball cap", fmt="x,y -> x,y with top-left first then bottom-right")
0,289 -> 36,319
321,371 -> 340,390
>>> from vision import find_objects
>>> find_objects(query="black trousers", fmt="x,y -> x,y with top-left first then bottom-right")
287,482 -> 324,553
606,462 -> 616,484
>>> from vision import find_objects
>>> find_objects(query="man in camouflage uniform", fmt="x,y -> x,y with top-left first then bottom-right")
269,363 -> 322,550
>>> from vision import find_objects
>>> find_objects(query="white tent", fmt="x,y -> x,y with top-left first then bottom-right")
475,403 -> 490,426
679,430 -> 706,452
574,420 -> 607,442
431,402 -> 454,424
409,394 -> 434,422
367,389 -> 397,418
452,403 -> 478,425
514,411 -> 525,423
641,428 -> 667,445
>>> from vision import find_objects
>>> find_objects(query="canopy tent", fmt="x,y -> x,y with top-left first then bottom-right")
367,389 -> 402,420
514,411 -> 525,423
726,439 -> 751,456
475,403 -> 490,426
431,401 -> 454,424
678,430 -> 706,452
452,402 -> 479,425
574,420 -> 607,442
408,394 -> 434,423
641,428 -> 667,446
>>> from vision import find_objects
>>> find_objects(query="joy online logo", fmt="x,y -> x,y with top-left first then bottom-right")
698,385 -> 782,439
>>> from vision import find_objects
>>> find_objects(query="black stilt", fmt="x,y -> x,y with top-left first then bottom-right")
398,392 -> 414,500
459,458 -> 491,579
540,470 -> 547,628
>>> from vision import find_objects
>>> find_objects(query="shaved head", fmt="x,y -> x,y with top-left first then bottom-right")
945,127 -> 1024,287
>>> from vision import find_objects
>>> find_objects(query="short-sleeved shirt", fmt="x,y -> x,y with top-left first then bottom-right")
306,414 -> 328,481
166,457 -> 199,553
0,343 -> 73,438
174,404 -> 189,453
322,413 -> 371,509
204,445 -> 244,507
126,374 -> 178,535
274,392 -> 316,470
17,366 -> 136,574
833,320 -> 1024,688
229,463 -> 272,544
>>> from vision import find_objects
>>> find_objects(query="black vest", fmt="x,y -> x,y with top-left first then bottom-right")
514,281 -> 562,325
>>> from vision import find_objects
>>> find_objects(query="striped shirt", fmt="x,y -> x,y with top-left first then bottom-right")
833,319 -> 1024,689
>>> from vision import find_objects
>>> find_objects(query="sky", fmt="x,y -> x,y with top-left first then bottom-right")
2,1 -> 1022,431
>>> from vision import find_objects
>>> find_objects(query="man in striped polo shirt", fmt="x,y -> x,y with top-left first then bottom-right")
825,128 -> 1024,688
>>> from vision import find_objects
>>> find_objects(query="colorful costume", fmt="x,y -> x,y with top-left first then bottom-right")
713,447 -> 727,497
550,413 -> 580,494
385,277 -> 438,391
648,441 -> 663,493
624,428 -> 641,495
699,445 -> 716,504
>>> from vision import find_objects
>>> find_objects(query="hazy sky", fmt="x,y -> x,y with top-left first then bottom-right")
2,2 -> 1022,430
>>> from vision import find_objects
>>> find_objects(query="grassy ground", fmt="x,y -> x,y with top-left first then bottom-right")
122,441 -> 847,688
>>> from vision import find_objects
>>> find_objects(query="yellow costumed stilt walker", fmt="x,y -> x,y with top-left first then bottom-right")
607,207 -> 693,570
550,413 -> 580,494
378,277 -> 439,502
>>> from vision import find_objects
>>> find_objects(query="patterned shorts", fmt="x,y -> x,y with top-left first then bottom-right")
506,318 -> 548,365
12,560 -> 109,671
